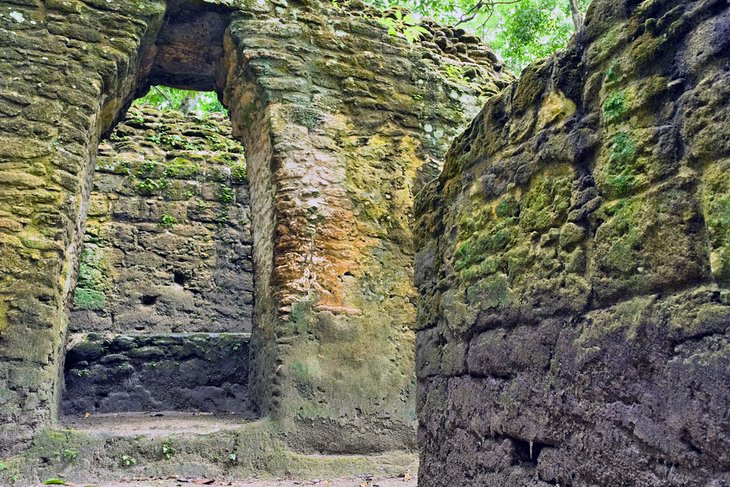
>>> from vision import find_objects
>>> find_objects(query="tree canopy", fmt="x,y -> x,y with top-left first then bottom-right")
369,0 -> 591,72
133,87 -> 227,115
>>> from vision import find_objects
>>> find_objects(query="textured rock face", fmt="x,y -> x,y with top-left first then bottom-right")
63,333 -> 251,415
0,0 -> 507,456
415,0 -> 730,485
70,106 -> 252,334
219,1 -> 510,454
0,0 -> 169,454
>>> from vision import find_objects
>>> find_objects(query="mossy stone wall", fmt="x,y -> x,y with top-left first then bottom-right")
415,0 -> 730,484
0,0 -> 508,456
70,105 -> 253,334
0,0 -> 168,454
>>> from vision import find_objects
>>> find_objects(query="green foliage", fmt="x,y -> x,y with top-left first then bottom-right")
43,480 -> 66,485
120,454 -> 137,467
159,214 -> 177,228
135,160 -> 159,176
230,163 -> 248,183
62,449 -> 79,462
133,86 -> 227,116
161,441 -> 175,460
368,0 -> 591,72
219,184 -> 235,204
135,178 -> 170,196
378,10 -> 430,43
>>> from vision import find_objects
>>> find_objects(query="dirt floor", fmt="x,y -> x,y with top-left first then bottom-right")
27,476 -> 417,487
60,412 -> 254,436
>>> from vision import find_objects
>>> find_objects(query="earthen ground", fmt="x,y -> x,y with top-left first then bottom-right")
61,412 -> 255,437
41,477 -> 417,487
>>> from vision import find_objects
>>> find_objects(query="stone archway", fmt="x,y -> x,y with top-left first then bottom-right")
0,0 -> 508,461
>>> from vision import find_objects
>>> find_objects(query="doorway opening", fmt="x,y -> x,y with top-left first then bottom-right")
62,84 -> 256,418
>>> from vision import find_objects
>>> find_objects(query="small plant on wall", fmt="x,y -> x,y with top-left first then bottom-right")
159,214 -> 177,228
378,10 -> 429,43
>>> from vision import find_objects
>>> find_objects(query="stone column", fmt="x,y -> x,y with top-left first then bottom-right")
222,0 -> 507,452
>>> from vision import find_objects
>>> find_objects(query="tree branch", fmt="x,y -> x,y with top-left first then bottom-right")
568,0 -> 584,31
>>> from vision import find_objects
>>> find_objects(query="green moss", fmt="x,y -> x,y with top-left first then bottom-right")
219,184 -> 235,204
73,245 -> 109,310
495,194 -> 520,218
289,361 -> 309,383
134,178 -> 169,196
604,63 -> 620,83
134,160 -> 161,177
520,171 -> 573,232
596,198 -> 643,275
702,163 -> 730,284
205,133 -> 230,151
604,132 -> 643,197
159,214 -> 177,228
164,158 -> 202,178
73,288 -> 105,311
6,418 -> 414,483
610,132 -> 636,164
603,90 -> 628,124
465,274 -> 510,309
606,172 -> 636,196
230,163 -> 247,184
454,166 -> 576,287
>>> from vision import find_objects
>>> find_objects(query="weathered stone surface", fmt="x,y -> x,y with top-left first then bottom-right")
63,332 -> 251,415
415,0 -> 730,484
0,0 -> 507,458
0,0 -> 168,455
219,0 -> 508,454
70,106 -> 253,334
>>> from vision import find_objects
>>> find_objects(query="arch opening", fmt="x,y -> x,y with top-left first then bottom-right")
59,0 -> 266,423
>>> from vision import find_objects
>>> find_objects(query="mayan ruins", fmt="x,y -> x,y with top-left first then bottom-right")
0,0 -> 727,485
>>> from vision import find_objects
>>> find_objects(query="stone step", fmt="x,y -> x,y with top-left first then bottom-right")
7,419 -> 417,485
60,411 -> 254,437
63,333 -> 251,416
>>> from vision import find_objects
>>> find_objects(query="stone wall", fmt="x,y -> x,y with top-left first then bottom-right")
63,332 -> 250,415
0,0 -> 507,456
415,0 -> 729,484
69,105 -> 252,334
0,0 -> 168,454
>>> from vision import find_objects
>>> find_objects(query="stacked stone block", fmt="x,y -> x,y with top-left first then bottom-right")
415,0 -> 730,484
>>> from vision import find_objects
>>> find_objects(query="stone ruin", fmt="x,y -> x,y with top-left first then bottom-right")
0,0 -> 508,480
415,0 -> 729,484
0,0 -> 727,484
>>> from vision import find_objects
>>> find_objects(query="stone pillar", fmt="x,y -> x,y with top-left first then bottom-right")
221,1 -> 508,452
